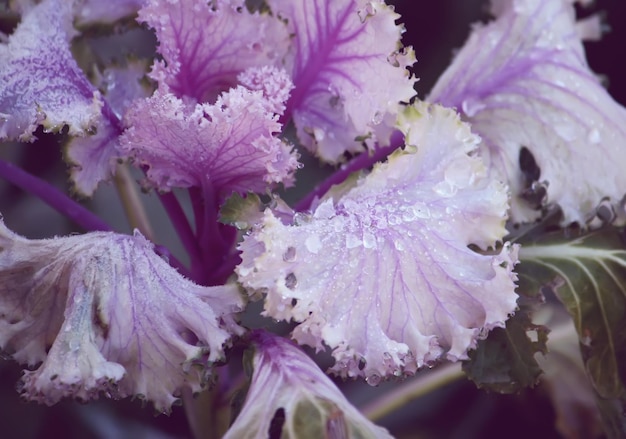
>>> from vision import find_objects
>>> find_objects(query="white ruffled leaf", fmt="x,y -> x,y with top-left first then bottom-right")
429,0 -> 626,225
0,0 -> 104,141
0,221 -> 244,412
237,102 -> 519,381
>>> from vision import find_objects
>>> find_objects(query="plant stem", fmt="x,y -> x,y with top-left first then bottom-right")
294,131 -> 404,212
114,163 -> 154,240
0,157 -> 112,232
182,387 -> 217,439
360,363 -> 464,422
157,191 -> 203,266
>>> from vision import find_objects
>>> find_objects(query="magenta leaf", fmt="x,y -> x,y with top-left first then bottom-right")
64,119 -> 120,197
138,0 -> 288,103
268,0 -> 416,162
120,85 -> 299,196
65,60 -> 152,196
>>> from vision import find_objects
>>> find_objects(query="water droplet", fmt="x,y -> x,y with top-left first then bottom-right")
346,234 -> 362,249
365,373 -> 381,386
305,234 -> 322,254
587,128 -> 601,144
394,240 -> 405,251
401,207 -> 416,222
285,272 -> 297,290
234,221 -> 248,230
554,123 -> 577,141
412,203 -> 431,219
69,338 -> 80,352
362,232 -> 377,249
433,181 -> 457,197
371,111 -> 383,125
461,98 -> 486,117
513,2 -> 531,14
294,212 -> 312,226
374,217 -> 388,229
282,246 -> 297,262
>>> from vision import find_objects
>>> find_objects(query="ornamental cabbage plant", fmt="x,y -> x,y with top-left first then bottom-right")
0,0 -> 625,437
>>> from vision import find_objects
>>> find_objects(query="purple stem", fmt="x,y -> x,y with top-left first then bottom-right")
0,158 -> 112,232
157,191 -> 203,266
188,184 -> 222,283
209,250 -> 241,286
186,183 -> 242,285
189,187 -> 205,242
294,130 -> 404,212
200,181 -> 222,250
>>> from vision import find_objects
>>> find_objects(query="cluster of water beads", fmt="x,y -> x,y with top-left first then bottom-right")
329,349 -> 419,386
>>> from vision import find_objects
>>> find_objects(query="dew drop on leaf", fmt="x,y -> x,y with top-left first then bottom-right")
365,373 -> 381,386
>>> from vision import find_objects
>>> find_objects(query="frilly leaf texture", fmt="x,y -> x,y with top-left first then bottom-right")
429,0 -> 626,225
120,85 -> 298,195
237,102 -> 519,382
0,0 -> 103,141
267,0 -> 416,162
138,0 -> 288,103
0,221 -> 244,412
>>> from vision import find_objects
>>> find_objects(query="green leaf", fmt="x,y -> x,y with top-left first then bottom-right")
219,192 -> 263,229
518,227 -> 626,437
462,288 -> 549,393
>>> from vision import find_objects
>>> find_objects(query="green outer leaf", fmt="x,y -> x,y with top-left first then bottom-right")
219,192 -> 263,229
518,227 -> 626,437
519,229 -> 626,399
462,291 -> 548,393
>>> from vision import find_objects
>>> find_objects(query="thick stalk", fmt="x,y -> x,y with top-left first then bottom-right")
114,163 -> 154,241
0,158 -> 112,232
157,191 -> 203,266
182,387 -> 218,439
